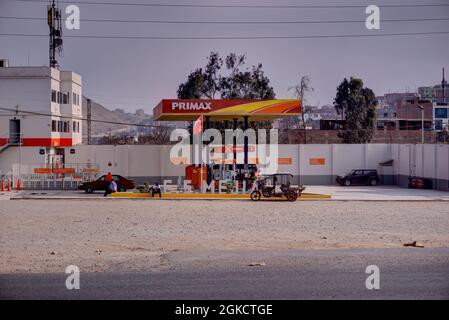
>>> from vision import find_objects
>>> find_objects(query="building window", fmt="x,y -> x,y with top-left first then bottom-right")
58,121 -> 62,132
63,93 -> 69,104
63,121 -> 70,132
52,120 -> 57,132
72,121 -> 80,133
435,108 -> 448,119
51,90 -> 57,102
72,93 -> 80,106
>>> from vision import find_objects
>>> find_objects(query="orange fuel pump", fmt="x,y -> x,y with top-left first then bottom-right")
185,165 -> 207,190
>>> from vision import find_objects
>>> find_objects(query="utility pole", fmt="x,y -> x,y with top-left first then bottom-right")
87,98 -> 92,145
418,105 -> 424,144
442,67 -> 447,103
47,0 -> 63,68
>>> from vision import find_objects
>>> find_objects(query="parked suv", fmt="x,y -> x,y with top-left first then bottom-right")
78,175 -> 135,193
336,169 -> 379,186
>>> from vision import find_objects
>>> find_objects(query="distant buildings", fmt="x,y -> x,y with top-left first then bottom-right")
135,108 -> 146,117
275,104 -> 339,129
376,74 -> 449,133
304,104 -> 339,123
376,94 -> 433,131
418,76 -> 449,104
418,85 -> 449,103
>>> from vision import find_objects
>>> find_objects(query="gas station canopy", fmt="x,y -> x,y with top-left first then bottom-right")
153,99 -> 302,121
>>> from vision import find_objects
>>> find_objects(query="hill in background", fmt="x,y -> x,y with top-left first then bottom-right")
81,96 -> 152,142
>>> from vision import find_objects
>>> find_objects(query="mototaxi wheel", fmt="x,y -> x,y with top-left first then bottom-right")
286,190 -> 298,202
250,191 -> 262,201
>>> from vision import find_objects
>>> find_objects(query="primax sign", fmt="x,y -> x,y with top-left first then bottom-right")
172,102 -> 212,111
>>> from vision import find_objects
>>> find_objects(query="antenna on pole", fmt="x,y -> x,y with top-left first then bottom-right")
47,0 -> 63,68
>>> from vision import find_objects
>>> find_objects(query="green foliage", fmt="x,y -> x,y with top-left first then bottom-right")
334,77 -> 377,143
177,52 -> 275,131
177,52 -> 275,100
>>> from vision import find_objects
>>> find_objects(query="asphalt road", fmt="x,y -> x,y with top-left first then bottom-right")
1,248 -> 448,300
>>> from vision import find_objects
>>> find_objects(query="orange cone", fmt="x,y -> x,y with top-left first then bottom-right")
17,178 -> 21,191
7,179 -> 11,192
1,179 -> 4,192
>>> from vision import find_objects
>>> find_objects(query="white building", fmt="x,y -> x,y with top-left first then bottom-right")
0,61 -> 82,168
433,102 -> 449,131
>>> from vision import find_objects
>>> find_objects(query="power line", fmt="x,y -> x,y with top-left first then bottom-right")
12,0 -> 449,9
0,106 -> 172,128
0,31 -> 448,40
0,106 -> 439,132
2,16 -> 449,24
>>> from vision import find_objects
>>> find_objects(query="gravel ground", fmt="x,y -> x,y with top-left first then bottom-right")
0,200 -> 448,273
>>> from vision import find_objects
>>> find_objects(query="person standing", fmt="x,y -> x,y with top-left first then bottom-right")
104,172 -> 113,197
109,180 -> 117,194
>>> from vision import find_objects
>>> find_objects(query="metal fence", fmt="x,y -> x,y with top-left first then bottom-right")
3,163 -> 100,190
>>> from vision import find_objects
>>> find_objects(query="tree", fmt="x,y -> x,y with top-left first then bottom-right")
177,69 -> 206,99
219,54 -> 275,99
177,52 -> 275,131
178,52 -> 275,100
177,52 -> 222,99
334,77 -> 377,143
288,75 -> 314,130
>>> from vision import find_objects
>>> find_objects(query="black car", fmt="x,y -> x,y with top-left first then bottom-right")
78,175 -> 135,193
336,169 -> 379,186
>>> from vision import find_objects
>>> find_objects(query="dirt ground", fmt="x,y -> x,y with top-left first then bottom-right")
0,200 -> 448,273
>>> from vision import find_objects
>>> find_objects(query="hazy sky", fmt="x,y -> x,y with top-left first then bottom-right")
1,0 -> 448,112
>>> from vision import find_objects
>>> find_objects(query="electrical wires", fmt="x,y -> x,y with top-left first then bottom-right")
1,31 -> 448,40
11,0 -> 449,9
1,16 -> 449,25
0,106 -> 172,128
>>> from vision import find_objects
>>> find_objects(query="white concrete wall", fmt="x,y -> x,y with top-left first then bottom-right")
0,147 -> 46,175
278,144 -> 299,175
1,143 -> 448,191
298,144 -> 332,184
435,144 -> 449,190
390,144 -> 449,190
332,144 -> 365,176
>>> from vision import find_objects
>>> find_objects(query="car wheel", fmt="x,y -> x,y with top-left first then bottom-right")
85,186 -> 94,194
370,179 -> 378,186
344,179 -> 351,186
250,191 -> 261,201
118,186 -> 126,192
